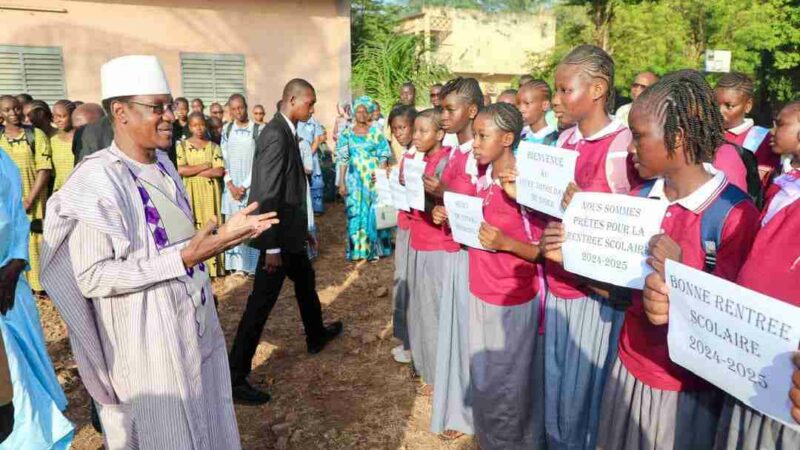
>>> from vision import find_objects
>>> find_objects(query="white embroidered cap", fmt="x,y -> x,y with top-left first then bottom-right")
101,55 -> 171,100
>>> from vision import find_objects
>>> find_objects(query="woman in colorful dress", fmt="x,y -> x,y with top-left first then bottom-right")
177,112 -> 225,277
0,95 -> 52,293
49,100 -> 76,192
336,96 -> 393,261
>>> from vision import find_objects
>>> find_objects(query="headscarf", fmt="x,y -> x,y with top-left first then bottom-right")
352,95 -> 375,115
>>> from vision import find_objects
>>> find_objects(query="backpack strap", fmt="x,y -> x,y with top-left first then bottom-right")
742,125 -> 770,153
542,130 -> 560,147
635,179 -> 657,198
699,183 -> 750,273
433,149 -> 449,179
224,122 -> 235,140
24,126 -> 35,154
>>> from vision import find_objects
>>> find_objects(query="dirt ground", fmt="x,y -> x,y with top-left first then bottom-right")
39,202 -> 479,450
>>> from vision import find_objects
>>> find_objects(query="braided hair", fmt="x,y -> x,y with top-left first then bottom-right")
439,77 -> 484,111
716,72 -> 754,99
54,99 -> 76,117
417,108 -> 444,130
633,69 -> 725,164
559,44 -> 615,113
479,102 -> 524,149
388,104 -> 417,126
28,100 -> 54,132
519,79 -> 551,100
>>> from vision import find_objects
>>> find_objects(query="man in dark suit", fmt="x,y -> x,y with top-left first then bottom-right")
228,79 -> 343,404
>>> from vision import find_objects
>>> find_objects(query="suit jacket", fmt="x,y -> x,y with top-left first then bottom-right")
73,115 -> 179,167
249,113 -> 308,253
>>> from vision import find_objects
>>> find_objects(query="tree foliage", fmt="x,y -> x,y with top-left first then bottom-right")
351,31 -> 451,110
525,0 -> 799,119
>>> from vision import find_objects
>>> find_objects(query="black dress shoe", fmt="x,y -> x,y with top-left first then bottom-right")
232,381 -> 271,405
307,321 -> 343,354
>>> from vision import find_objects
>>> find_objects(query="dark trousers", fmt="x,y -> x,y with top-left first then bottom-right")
229,250 -> 325,385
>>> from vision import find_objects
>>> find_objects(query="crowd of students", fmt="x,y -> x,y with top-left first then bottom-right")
387,44 -> 800,449
0,92 -> 335,289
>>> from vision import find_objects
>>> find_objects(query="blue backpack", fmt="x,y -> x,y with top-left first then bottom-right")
637,179 -> 751,272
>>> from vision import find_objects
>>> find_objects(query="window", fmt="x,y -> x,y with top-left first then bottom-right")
0,45 -> 67,103
180,52 -> 246,106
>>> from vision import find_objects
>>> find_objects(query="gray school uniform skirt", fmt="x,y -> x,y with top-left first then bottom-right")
714,395 -> 800,450
544,292 -> 625,450
408,249 -> 446,384
468,292 -> 545,450
597,357 -> 723,450
392,227 -> 416,349
431,249 -> 473,435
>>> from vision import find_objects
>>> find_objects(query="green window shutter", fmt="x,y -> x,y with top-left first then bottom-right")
180,52 -> 246,107
0,45 -> 67,104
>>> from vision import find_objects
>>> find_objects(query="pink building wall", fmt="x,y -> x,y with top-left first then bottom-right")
0,0 -> 351,129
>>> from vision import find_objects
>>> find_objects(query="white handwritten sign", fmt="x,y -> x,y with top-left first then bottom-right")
443,192 -> 488,251
666,260 -> 800,431
562,192 -> 667,288
389,168 -> 410,212
404,159 -> 426,211
516,142 -> 579,218
374,170 -> 393,207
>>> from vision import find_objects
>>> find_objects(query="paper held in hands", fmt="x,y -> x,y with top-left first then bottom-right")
443,191 -> 490,251
403,159 -> 426,211
374,170 -> 393,207
666,260 -> 800,432
561,192 -> 667,289
516,142 -> 579,218
389,168 -> 410,212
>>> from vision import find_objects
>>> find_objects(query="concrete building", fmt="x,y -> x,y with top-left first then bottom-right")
0,0 -> 351,128
397,6 -> 555,96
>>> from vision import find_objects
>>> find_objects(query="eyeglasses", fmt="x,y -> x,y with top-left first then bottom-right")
127,100 -> 174,115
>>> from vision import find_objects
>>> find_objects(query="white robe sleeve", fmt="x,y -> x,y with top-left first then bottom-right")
68,221 -> 186,298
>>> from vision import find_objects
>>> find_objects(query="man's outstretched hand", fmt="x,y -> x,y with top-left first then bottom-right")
182,202 -> 278,268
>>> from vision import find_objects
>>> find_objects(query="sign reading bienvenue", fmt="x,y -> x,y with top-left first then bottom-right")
516,142 -> 578,218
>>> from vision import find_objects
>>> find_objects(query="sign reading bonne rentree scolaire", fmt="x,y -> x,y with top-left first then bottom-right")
562,192 -> 667,289
443,191 -> 489,251
403,159 -> 426,211
389,168 -> 410,212
666,260 -> 800,431
516,142 -> 579,218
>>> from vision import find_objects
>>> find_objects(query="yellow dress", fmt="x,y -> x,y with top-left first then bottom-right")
50,133 -> 74,192
177,140 -> 225,277
1,128 -> 52,291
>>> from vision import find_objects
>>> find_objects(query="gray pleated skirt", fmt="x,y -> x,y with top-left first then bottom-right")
544,292 -> 625,450
468,292 -> 545,450
714,395 -> 800,450
408,249 -> 446,384
431,250 -> 473,435
392,227 -> 416,349
597,357 -> 723,450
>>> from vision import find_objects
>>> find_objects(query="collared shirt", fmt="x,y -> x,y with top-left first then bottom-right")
280,112 -> 297,138
727,118 -> 754,136
736,170 -> 800,305
558,119 -> 634,194
619,167 -> 760,391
